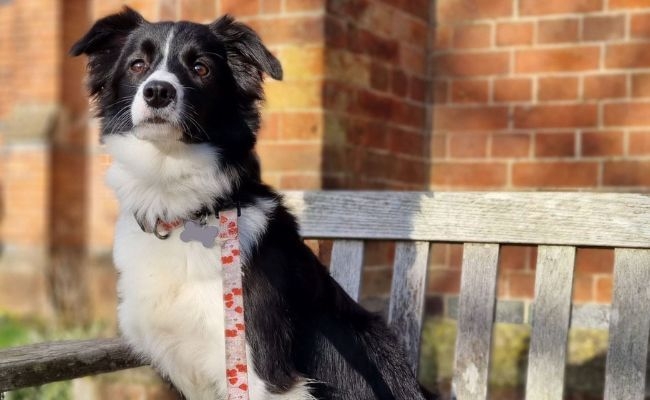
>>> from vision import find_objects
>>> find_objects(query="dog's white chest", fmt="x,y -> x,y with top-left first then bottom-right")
114,214 -> 230,398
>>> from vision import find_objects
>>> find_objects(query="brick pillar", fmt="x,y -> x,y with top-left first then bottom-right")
0,0 -> 61,317
47,0 -> 94,325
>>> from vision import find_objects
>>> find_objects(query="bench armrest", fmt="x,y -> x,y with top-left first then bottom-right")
0,338 -> 145,392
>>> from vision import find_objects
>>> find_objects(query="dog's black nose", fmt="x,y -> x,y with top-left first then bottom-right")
143,80 -> 176,108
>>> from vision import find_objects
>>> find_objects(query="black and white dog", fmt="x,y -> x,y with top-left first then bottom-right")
71,8 -> 436,400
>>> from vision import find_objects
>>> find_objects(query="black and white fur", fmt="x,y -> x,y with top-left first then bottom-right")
71,8 -> 436,400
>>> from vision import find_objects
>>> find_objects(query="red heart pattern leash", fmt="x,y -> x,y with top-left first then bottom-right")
219,209 -> 250,399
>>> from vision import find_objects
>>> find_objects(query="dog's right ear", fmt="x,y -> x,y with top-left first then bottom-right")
70,7 -> 144,97
70,6 -> 143,57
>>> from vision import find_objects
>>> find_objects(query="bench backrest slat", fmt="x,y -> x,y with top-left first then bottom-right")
387,241 -> 430,373
284,191 -> 650,247
604,248 -> 650,400
453,243 -> 499,400
525,246 -> 576,400
329,240 -> 364,301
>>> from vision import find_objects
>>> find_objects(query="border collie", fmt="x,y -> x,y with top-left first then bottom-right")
71,8 -> 436,400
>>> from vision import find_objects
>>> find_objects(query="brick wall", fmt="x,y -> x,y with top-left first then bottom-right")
427,0 -> 650,316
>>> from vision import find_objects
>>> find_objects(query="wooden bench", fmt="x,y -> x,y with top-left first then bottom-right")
2,191 -> 650,399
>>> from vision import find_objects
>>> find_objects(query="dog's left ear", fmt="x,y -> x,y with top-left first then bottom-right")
209,15 -> 283,86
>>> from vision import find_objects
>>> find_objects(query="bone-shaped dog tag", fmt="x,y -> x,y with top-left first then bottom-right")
180,220 -> 219,248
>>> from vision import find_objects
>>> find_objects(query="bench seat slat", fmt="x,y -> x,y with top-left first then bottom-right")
453,243 -> 499,400
604,248 -> 650,400
388,241 -> 430,373
526,246 -> 576,400
0,338 -> 143,392
330,240 -> 364,301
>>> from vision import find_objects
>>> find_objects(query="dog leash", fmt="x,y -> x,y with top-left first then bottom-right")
138,208 -> 250,399
218,208 -> 250,400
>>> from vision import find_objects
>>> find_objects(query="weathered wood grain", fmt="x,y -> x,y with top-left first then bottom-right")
329,240 -> 364,301
604,249 -> 650,400
453,243 -> 500,400
387,241 -> 430,373
283,191 -> 650,247
525,246 -> 576,400
0,338 -> 144,392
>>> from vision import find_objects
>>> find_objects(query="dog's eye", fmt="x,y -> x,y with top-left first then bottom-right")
130,59 -> 148,74
193,62 -> 209,77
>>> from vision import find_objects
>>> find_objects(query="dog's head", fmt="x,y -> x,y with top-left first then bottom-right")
71,7 -> 282,152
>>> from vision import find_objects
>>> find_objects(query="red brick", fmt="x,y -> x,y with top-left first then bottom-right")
449,134 -> 488,158
431,162 -> 508,188
451,79 -> 489,103
180,0 -> 217,21
584,74 -> 627,99
604,102 -> 650,126
573,275 -> 594,303
595,277 -> 613,304
584,15 -> 625,41
538,19 -> 579,44
279,112 -> 323,140
387,128 -> 427,157
493,78 -> 532,102
434,106 -> 509,131
603,161 -> 650,186
632,73 -> 650,97
500,245 -> 531,271
509,271 -> 535,298
581,131 -> 624,157
430,243 -> 449,267
434,25 -> 452,51
453,24 -> 492,49
512,161 -> 599,187
392,101 -> 427,128
516,47 -> 600,73
409,76 -> 428,103
370,62 -> 390,91
631,13 -> 650,38
434,51 -> 510,77
575,248 -> 614,274
492,133 -> 531,158
285,0 -> 322,12
279,173 -> 321,189
249,16 -> 324,45
437,0 -> 513,23
449,244 -> 463,269
538,76 -> 578,101
629,132 -> 650,155
258,112 -> 280,141
496,22 -> 534,46
610,0 -> 650,9
431,134 -> 447,158
391,69 -> 408,97
393,158 -> 429,185
520,0 -> 603,15
261,0 -> 282,13
514,105 -> 598,129
220,0 -> 260,16
392,0 -> 430,19
606,43 -> 650,69
433,79 -> 449,103
428,269 -> 461,294
535,132 -> 576,157
256,143 -> 322,171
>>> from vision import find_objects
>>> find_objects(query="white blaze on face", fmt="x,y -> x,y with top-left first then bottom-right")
130,28 -> 185,141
